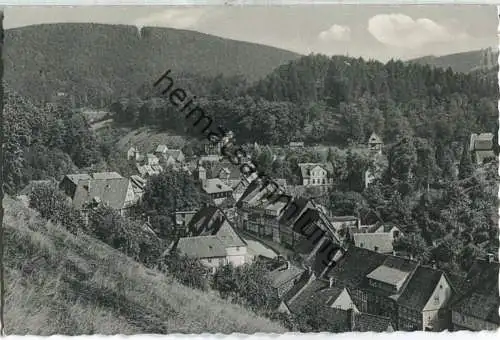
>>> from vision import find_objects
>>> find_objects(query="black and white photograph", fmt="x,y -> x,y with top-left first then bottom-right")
0,3 -> 498,335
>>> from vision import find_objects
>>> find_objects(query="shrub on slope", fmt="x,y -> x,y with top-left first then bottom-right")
3,196 -> 286,335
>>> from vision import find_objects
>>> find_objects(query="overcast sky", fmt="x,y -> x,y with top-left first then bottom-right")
4,5 -> 498,61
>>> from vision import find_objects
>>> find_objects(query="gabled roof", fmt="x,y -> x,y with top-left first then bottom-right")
470,133 -> 494,151
188,206 -> 225,235
332,216 -> 358,222
155,144 -> 168,153
364,256 -> 417,291
397,266 -> 444,311
368,133 -> 383,145
164,149 -> 183,159
214,220 -> 246,248
65,173 -> 92,185
71,177 -> 132,210
279,197 -> 312,226
130,175 -> 146,190
298,163 -> 334,179
286,279 -> 329,312
353,233 -> 394,254
268,264 -> 305,289
281,270 -> 314,303
451,259 -> 500,324
202,178 -> 233,194
324,246 -> 387,287
176,236 -> 227,258
188,206 -> 246,248
92,172 -> 123,180
210,162 -> 242,180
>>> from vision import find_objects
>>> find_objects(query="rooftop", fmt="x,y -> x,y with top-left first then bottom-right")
176,236 -> 227,259
202,178 -> 233,194
353,233 -> 394,254
267,263 -> 305,288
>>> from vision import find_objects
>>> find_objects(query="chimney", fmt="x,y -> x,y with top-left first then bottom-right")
329,277 -> 334,288
488,253 -> 494,263
147,215 -> 150,224
392,250 -> 396,256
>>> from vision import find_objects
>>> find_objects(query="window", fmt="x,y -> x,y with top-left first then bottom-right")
208,258 -> 212,263
434,296 -> 440,304
236,247 -> 240,251
439,284 -> 443,289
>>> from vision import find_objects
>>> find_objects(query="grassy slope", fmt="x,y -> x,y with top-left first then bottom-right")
5,23 -> 301,103
114,127 -> 190,153
4,196 -> 286,335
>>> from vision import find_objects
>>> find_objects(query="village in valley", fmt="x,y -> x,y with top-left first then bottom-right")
19,125 -> 499,333
4,5 -> 499,335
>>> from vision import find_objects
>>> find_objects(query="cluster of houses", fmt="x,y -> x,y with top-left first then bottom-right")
16,130 -> 498,333
167,184 -> 498,332
295,132 -> 384,190
127,144 -> 185,177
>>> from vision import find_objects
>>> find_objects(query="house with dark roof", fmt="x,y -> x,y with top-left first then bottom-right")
298,163 -> 334,187
59,173 -> 92,198
174,207 -> 248,270
60,172 -> 137,219
155,144 -> 185,164
208,162 -> 243,188
324,247 -> 454,331
451,258 -> 499,331
172,210 -> 198,237
280,277 -> 358,315
235,178 -> 292,237
130,175 -> 146,203
267,261 -> 306,298
201,178 -> 233,206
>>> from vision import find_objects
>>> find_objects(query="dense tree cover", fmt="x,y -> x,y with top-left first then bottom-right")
4,90 -> 105,194
110,54 -> 496,154
326,138 -> 499,274
6,23 -> 299,106
212,262 -> 279,312
29,183 -> 87,235
29,183 -> 165,267
163,250 -> 210,291
140,168 -> 211,240
88,205 -> 164,265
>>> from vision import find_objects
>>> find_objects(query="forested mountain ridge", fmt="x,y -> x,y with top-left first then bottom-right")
112,53 -> 498,149
409,47 -> 498,74
5,23 -> 301,106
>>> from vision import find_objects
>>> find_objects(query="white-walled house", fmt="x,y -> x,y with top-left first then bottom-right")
298,163 -> 334,186
174,206 -> 249,270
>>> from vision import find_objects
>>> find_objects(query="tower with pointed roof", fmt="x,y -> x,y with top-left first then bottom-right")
367,133 -> 383,155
